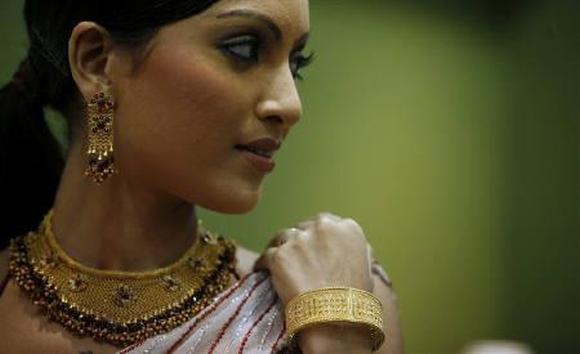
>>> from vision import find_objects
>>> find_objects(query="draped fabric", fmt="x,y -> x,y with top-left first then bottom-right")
117,263 -> 392,354
117,271 -> 291,354
0,263 -> 392,354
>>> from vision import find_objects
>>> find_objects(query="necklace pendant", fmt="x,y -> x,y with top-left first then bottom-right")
202,231 -> 218,245
162,274 -> 182,292
39,251 -> 59,269
69,274 -> 89,292
114,285 -> 136,307
189,256 -> 208,271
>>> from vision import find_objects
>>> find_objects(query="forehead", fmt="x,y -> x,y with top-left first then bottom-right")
203,0 -> 310,35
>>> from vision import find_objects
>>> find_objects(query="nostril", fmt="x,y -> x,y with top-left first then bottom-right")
261,115 -> 284,125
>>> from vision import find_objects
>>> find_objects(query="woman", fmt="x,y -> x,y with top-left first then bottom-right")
0,0 -> 404,353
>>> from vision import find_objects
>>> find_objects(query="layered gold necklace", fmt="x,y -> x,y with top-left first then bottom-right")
8,209 -> 238,348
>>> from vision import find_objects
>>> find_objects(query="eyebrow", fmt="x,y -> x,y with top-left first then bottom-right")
216,9 -> 310,48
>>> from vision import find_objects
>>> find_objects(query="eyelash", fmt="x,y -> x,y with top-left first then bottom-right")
291,51 -> 315,81
219,35 -> 315,80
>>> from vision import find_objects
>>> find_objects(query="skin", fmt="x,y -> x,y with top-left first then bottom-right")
0,0 -> 404,353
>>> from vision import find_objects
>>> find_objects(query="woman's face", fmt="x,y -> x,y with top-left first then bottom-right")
110,0 -> 310,213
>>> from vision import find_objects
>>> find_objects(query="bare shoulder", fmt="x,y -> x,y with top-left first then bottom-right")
235,244 -> 261,278
372,263 -> 405,354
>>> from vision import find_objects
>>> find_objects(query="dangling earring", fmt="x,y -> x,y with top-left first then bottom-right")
84,91 -> 117,184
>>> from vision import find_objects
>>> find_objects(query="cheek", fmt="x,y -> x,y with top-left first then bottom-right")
142,48 -> 239,141
118,46 -> 247,162
113,42 -> 261,207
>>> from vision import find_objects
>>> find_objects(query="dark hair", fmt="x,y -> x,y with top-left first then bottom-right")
0,0 -> 221,249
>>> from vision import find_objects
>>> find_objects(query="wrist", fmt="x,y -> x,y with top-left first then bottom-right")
297,322 -> 372,354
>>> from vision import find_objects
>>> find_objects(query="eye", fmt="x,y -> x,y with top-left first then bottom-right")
219,35 -> 261,62
290,51 -> 315,80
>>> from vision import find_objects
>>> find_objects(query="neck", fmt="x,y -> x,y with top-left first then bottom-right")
51,143 -> 198,272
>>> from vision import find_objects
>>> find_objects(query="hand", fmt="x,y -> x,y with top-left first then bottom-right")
254,212 -> 374,307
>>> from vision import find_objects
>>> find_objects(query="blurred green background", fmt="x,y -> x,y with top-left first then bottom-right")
1,1 -> 578,353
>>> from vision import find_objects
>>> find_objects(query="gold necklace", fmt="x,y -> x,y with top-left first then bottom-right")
8,209 -> 238,348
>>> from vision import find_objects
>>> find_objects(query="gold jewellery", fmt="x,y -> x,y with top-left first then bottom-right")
285,287 -> 386,351
8,209 -> 238,347
84,91 -> 116,184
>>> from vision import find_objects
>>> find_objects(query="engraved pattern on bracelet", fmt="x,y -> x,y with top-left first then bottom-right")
284,287 -> 385,351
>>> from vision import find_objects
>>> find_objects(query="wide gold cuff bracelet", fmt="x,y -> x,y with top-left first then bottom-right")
284,287 -> 385,351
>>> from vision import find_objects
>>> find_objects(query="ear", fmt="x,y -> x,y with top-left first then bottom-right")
68,21 -> 115,101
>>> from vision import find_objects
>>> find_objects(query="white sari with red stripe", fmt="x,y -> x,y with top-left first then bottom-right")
117,264 -> 392,354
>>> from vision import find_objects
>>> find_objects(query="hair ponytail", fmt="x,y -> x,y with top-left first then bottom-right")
0,58 -> 64,250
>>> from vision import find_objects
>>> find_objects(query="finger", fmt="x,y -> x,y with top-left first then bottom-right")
367,242 -> 375,263
340,217 -> 364,233
267,227 -> 303,248
295,220 -> 315,230
366,243 -> 377,292
317,211 -> 342,220
253,247 -> 276,272
296,212 -> 342,229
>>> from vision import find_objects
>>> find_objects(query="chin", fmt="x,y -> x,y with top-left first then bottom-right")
194,188 -> 262,215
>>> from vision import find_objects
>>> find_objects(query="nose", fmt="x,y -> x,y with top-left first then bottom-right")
255,69 -> 303,134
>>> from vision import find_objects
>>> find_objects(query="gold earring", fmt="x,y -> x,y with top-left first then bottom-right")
84,91 -> 117,184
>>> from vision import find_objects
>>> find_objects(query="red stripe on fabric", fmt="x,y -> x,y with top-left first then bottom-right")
238,298 -> 278,354
270,320 -> 286,354
166,272 -> 262,354
207,275 -> 269,354
119,275 -> 253,354
260,308 -> 278,348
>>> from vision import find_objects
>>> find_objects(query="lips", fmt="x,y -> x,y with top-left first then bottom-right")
235,145 -> 274,158
235,138 -> 281,156
235,137 -> 281,173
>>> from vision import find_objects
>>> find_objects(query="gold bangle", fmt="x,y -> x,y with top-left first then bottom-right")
284,287 -> 385,351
